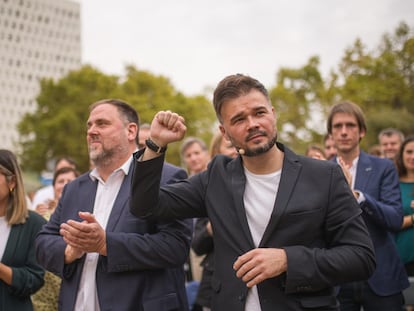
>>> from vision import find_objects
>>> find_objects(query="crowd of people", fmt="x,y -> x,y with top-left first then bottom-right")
0,73 -> 413,311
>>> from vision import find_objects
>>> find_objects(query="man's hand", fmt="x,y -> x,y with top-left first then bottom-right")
233,248 -> 287,288
337,156 -> 353,187
150,111 -> 186,147
60,212 -> 107,256
64,244 -> 85,264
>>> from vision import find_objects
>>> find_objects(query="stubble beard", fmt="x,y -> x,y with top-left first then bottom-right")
242,134 -> 278,157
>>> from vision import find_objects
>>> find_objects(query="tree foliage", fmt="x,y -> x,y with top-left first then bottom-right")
18,65 -> 215,173
335,21 -> 414,149
269,21 -> 414,153
18,22 -> 413,171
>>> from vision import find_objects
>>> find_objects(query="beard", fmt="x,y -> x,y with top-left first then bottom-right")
242,134 -> 277,157
89,144 -> 118,167
228,130 -> 278,157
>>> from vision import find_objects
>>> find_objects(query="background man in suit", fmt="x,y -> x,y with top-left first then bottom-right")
35,99 -> 192,311
327,101 -> 409,310
378,127 -> 405,162
129,74 -> 375,311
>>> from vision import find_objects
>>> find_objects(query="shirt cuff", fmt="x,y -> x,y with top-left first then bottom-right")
354,190 -> 366,204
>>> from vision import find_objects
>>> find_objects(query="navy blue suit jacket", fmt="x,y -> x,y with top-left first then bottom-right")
337,151 -> 409,295
35,160 -> 192,311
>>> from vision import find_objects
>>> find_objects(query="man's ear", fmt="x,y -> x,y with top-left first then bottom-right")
219,125 -> 228,140
128,123 -> 138,142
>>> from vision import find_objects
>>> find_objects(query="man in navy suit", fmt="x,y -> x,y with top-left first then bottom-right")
35,99 -> 192,311
129,74 -> 376,310
327,101 -> 409,310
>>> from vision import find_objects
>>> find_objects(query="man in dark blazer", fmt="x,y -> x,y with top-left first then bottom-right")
129,74 -> 376,311
327,101 -> 409,310
35,99 -> 192,311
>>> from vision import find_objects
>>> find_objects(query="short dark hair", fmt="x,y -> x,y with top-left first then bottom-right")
378,128 -> 405,142
213,74 -> 270,122
53,167 -> 80,186
327,101 -> 367,135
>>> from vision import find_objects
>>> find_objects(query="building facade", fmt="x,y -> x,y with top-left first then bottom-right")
0,0 -> 81,151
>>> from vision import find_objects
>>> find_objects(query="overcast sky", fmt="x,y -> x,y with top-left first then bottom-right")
75,0 -> 414,96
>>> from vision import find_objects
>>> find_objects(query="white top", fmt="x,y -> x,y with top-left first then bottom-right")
74,156 -> 132,311
0,216 -> 11,260
31,185 -> 54,210
243,167 -> 281,311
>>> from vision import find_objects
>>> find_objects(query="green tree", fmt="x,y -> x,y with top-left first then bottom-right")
18,65 -> 119,172
269,56 -> 330,153
335,21 -> 414,149
18,65 -> 215,173
118,65 -> 215,165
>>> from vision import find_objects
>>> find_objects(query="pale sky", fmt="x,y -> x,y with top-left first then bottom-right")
75,0 -> 414,96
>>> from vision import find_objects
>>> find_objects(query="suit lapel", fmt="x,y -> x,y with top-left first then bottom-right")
105,164 -> 132,232
260,148 -> 301,246
231,158 -> 255,248
354,152 -> 372,191
80,177 -> 98,215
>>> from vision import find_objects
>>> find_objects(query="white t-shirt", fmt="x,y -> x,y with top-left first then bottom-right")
243,167 -> 281,311
0,216 -> 11,260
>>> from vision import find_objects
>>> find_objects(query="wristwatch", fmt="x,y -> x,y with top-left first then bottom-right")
145,138 -> 167,153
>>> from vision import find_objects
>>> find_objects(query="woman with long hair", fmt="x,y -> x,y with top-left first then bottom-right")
0,149 -> 46,310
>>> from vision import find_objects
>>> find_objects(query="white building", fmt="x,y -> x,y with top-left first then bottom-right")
0,0 -> 81,151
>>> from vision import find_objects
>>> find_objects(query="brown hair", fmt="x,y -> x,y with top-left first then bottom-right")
213,74 -> 270,123
53,167 -> 80,186
327,101 -> 367,135
0,149 -> 28,224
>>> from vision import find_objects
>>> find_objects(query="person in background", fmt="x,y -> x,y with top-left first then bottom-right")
378,128 -> 405,162
192,132 -> 237,311
209,131 -> 238,160
327,101 -> 409,310
368,144 -> 383,157
395,136 -> 414,275
180,137 -> 210,176
179,136 -> 210,309
323,133 -> 337,160
31,157 -> 77,211
33,167 -> 80,219
138,123 -> 151,150
32,166 -> 80,311
130,74 -> 375,310
305,143 -> 326,160
35,99 -> 192,311
0,149 -> 46,311
395,135 -> 414,310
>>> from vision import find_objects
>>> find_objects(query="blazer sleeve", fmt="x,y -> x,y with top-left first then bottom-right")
359,160 -> 403,231
192,217 -> 214,256
104,217 -> 192,271
104,163 -> 192,272
130,152 -> 208,219
283,164 -> 376,293
35,196 -> 80,280
8,212 -> 46,297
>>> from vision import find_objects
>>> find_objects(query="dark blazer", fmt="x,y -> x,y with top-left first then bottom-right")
130,143 -> 376,311
192,217 -> 214,308
0,211 -> 46,311
35,161 -> 192,311
337,151 -> 409,295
